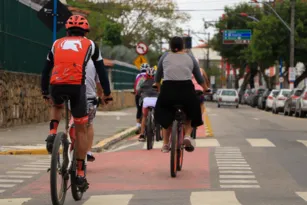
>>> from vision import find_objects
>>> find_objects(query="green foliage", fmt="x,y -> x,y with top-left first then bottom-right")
102,22 -> 122,46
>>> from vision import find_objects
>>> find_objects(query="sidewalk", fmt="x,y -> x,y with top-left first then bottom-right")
0,107 -> 137,152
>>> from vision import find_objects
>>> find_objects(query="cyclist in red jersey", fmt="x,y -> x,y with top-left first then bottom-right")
41,15 -> 112,189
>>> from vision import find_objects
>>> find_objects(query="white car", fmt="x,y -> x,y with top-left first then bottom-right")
265,89 -> 279,111
213,89 -> 221,101
272,89 -> 291,114
217,89 -> 239,108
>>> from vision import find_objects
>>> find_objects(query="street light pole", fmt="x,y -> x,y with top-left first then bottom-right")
290,0 -> 295,89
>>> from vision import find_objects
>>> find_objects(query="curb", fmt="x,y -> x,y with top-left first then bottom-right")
91,126 -> 138,152
0,126 -> 138,155
203,107 -> 214,137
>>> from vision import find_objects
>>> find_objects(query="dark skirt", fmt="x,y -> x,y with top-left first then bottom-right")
154,80 -> 203,129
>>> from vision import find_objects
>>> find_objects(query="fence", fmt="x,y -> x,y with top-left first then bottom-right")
0,0 -> 66,73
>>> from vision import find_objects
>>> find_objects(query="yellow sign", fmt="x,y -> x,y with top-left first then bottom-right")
134,55 -> 147,69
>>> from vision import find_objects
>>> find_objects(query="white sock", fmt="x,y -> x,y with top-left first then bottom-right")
87,151 -> 92,155
136,123 -> 141,127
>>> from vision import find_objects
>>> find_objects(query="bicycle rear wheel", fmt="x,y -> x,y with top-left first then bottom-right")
146,111 -> 154,150
170,121 -> 178,177
50,132 -> 68,205
155,123 -> 161,142
70,148 -> 84,201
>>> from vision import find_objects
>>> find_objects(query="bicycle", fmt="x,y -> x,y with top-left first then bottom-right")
191,90 -> 208,139
145,106 -> 162,150
170,105 -> 186,178
49,96 -> 112,205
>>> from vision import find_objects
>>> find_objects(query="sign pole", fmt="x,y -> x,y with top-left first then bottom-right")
53,0 -> 58,42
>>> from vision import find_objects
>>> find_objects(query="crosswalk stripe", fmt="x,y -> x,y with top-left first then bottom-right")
219,171 -> 253,174
221,185 -> 260,188
219,167 -> 251,170
190,191 -> 242,205
0,190 -> 5,193
220,175 -> 255,179
83,194 -> 133,205
0,175 -> 32,179
0,179 -> 23,183
215,151 -> 241,154
23,165 -> 49,168
196,139 -> 220,147
220,180 -> 258,183
217,159 -> 246,161
215,154 -> 243,157
0,198 -> 31,205
216,156 -> 244,159
15,167 -> 46,171
218,164 -> 250,167
6,171 -> 39,175
217,161 -> 247,164
246,138 -> 276,147
296,192 -> 307,201
0,184 -> 16,188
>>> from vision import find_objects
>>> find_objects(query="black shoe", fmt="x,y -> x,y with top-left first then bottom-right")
76,176 -> 89,192
135,127 -> 141,134
138,134 -> 145,142
45,134 -> 56,154
87,153 -> 95,162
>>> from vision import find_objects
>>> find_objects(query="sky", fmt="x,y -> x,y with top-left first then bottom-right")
175,0 -> 250,46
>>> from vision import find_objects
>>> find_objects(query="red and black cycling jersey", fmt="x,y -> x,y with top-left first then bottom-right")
41,36 -> 111,96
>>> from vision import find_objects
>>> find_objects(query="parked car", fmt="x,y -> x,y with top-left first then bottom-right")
213,89 -> 222,102
241,89 -> 251,104
249,88 -> 265,107
283,88 -> 303,116
217,89 -> 239,108
265,89 -> 279,111
257,89 -> 272,110
246,88 -> 256,106
272,89 -> 291,114
294,88 -> 307,118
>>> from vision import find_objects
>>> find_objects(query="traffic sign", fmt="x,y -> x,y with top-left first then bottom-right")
136,42 -> 148,55
279,77 -> 284,83
37,0 -> 72,32
134,55 -> 147,69
223,29 -> 251,44
210,76 -> 215,85
288,67 -> 296,82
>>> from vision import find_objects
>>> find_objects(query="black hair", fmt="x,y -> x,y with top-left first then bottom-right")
169,36 -> 184,53
67,28 -> 87,36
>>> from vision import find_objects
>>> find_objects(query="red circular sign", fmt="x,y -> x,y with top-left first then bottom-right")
136,42 -> 148,55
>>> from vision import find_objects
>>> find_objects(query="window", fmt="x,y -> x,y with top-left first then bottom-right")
294,90 -> 303,96
221,90 -> 237,96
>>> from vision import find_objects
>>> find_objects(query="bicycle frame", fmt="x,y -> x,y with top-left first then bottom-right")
64,100 -> 75,173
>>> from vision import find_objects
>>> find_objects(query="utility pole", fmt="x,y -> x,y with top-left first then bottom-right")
207,33 -> 210,71
289,0 -> 295,88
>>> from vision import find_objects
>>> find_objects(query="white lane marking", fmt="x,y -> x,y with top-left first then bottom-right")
196,139 -> 220,147
83,194 -> 133,205
111,142 -> 141,152
0,179 -> 23,183
220,180 -> 258,183
215,154 -> 243,157
219,171 -> 253,174
218,164 -> 250,167
297,140 -> 307,147
0,190 -> 5,193
30,162 -> 50,165
0,198 -> 31,205
6,171 -> 39,175
216,157 -> 244,159
0,184 -> 16,188
221,185 -> 260,188
217,161 -> 247,164
190,191 -> 242,205
253,118 -> 259,120
0,175 -> 32,179
143,141 -> 163,149
219,167 -> 251,170
217,159 -> 246,161
246,138 -> 276,147
23,165 -> 49,168
215,151 -> 241,154
15,167 -> 46,171
220,175 -> 255,179
296,192 -> 307,201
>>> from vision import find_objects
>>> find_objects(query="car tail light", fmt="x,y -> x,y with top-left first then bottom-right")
268,96 -> 273,100
303,93 -> 307,100
219,98 -> 222,102
292,96 -> 299,99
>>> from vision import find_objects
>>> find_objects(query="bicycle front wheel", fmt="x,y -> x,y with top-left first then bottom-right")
50,132 -> 68,205
170,121 -> 178,177
146,112 -> 154,150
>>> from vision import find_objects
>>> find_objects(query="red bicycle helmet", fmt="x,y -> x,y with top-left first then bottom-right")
65,15 -> 90,31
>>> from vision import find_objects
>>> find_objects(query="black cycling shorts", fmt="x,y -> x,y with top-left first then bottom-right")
50,84 -> 87,119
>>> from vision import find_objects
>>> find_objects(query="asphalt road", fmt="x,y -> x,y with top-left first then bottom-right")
2,102 -> 307,204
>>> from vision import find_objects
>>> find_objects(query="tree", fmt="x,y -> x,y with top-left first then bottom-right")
102,22 -> 122,46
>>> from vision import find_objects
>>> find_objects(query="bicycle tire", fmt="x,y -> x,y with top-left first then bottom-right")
170,121 -> 178,178
70,148 -> 83,201
146,111 -> 154,150
177,148 -> 184,171
191,127 -> 196,139
50,132 -> 68,205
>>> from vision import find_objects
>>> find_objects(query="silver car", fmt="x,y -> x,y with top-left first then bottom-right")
295,88 -> 307,118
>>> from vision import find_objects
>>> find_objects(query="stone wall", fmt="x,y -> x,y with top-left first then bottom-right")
0,71 -> 135,128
